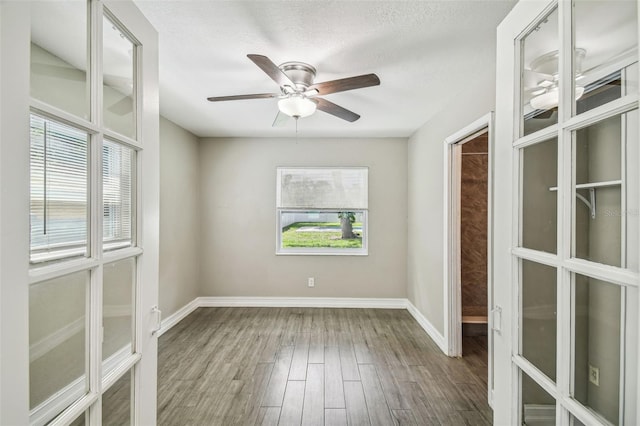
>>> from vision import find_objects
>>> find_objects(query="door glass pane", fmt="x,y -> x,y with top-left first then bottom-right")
30,0 -> 89,119
103,258 -> 135,362
103,15 -> 136,139
69,411 -> 88,426
572,274 -> 621,425
30,115 -> 89,264
574,0 -> 638,115
522,138 -> 557,253
103,140 -> 135,251
521,260 -> 556,381
29,271 -> 88,410
572,113 -> 634,268
521,8 -> 559,136
569,414 -> 586,426
103,370 -> 132,425
521,371 -> 556,425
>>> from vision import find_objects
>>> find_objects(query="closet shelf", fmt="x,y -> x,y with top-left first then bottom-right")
548,180 -> 621,219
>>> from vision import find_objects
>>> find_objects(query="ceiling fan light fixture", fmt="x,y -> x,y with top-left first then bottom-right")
530,86 -> 585,111
278,95 -> 317,118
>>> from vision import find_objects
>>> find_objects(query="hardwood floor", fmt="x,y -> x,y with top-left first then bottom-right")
157,308 -> 490,426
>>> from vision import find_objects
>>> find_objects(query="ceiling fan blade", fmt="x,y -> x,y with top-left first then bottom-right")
309,73 -> 380,96
247,54 -> 297,89
314,98 -> 360,122
523,69 -> 554,91
532,109 -> 555,119
272,110 -> 289,127
207,93 -> 279,102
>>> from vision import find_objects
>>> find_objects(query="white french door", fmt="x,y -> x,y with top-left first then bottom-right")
493,0 -> 639,425
0,1 -> 159,424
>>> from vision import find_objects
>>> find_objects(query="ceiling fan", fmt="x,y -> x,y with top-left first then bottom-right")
524,49 -> 586,114
207,54 -> 380,125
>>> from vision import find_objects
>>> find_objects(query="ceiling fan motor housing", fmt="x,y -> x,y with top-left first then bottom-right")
279,61 -> 316,91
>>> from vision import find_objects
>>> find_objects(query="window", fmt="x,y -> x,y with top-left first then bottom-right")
276,167 -> 368,255
30,114 -> 89,264
103,140 -> 135,251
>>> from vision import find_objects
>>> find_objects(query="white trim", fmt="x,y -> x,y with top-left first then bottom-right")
103,352 -> 140,392
405,300 -> 447,354
156,298 -> 200,337
443,113 -> 492,362
29,258 -> 100,285
29,376 -> 87,426
45,393 -> 98,426
102,345 -> 133,377
156,297 -> 449,357
29,317 -> 85,362
102,246 -> 142,264
444,114 -> 493,145
30,346 -> 139,426
198,296 -> 407,309
443,139 -> 462,357
102,1 -> 161,424
30,99 -> 101,135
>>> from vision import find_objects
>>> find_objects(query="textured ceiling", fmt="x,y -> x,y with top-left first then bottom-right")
134,1 -> 517,138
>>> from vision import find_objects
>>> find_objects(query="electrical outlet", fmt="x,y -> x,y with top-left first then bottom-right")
308,277 -> 315,287
589,365 -> 600,386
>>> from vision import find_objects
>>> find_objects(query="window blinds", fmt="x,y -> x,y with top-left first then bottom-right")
30,115 -> 88,259
276,167 -> 368,209
103,139 -> 134,247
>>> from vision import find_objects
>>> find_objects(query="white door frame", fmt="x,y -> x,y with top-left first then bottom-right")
0,3 -> 31,425
103,3 -> 160,424
443,112 -> 494,405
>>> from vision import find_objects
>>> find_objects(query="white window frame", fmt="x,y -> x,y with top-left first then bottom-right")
275,167 -> 369,256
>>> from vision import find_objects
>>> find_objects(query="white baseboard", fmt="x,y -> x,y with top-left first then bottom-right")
405,300 -> 447,354
157,298 -> 200,337
523,404 -> 556,424
197,296 -> 407,309
158,297 -> 448,357
30,317 -> 84,362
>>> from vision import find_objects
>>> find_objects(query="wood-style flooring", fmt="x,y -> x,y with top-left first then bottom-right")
157,307 -> 490,426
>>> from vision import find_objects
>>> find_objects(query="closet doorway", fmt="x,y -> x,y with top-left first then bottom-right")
459,132 -> 489,328
444,113 -> 493,405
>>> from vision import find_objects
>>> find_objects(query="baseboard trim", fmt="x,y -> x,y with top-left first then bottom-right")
157,298 -> 200,337
30,316 -> 84,362
523,404 -> 556,422
197,296 -> 407,309
158,297 -> 448,357
405,301 -> 447,354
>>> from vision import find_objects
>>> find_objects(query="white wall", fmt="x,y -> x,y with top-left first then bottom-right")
159,117 -> 200,317
198,137 -> 407,298
407,82 -> 497,335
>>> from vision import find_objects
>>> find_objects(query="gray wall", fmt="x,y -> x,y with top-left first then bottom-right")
407,82 -> 496,335
159,117 -> 201,317
198,137 -> 408,298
